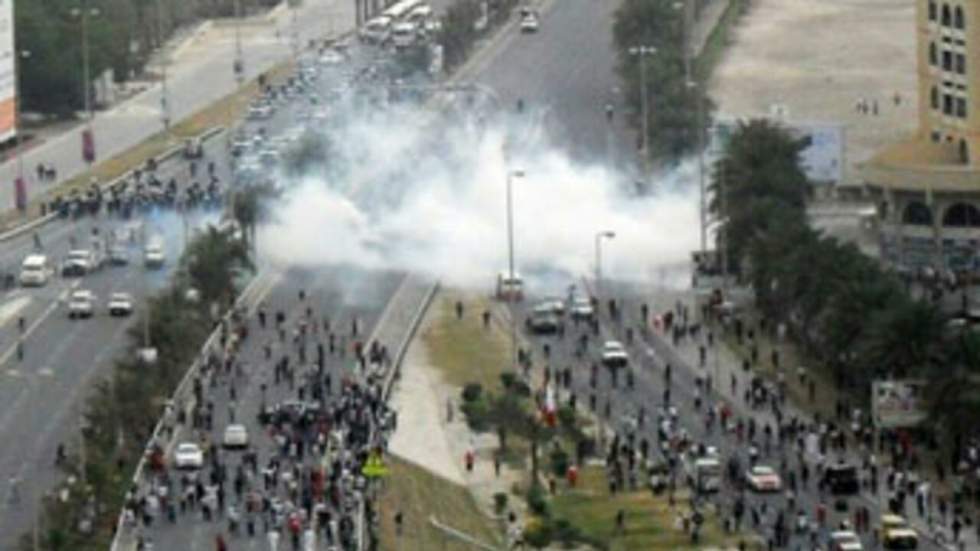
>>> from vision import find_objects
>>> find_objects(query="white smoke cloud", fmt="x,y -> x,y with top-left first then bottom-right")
256,94 -> 701,293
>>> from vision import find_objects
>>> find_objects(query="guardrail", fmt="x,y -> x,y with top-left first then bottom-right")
0,125 -> 225,245
107,269 -> 271,551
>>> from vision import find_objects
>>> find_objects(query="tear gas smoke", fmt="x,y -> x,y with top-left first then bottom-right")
257,94 -> 702,292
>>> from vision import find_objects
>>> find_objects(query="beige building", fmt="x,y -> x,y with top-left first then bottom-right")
863,0 -> 980,271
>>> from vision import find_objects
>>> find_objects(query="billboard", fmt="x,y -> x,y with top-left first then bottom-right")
0,0 -> 14,143
871,380 -> 928,429
712,117 -> 845,185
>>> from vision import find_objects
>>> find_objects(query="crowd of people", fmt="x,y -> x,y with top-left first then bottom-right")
120,290 -> 397,551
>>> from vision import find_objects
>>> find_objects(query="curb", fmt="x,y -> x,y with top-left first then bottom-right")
0,125 -> 225,245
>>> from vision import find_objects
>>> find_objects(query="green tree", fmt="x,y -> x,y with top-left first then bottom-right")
184,225 -> 253,306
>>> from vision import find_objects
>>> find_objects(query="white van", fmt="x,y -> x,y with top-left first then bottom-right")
359,16 -> 393,44
144,240 -> 166,269
20,255 -> 50,287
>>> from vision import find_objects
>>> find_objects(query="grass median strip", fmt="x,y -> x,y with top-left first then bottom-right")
549,466 -> 741,551
377,455 -> 501,551
423,292 -> 513,390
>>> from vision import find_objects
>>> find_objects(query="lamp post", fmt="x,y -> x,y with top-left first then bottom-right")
673,0 -> 707,259
506,169 -> 525,372
628,46 -> 656,160
155,0 -> 171,134
594,231 -> 616,307
71,3 -> 100,165
234,0 -> 245,88
14,49 -> 30,211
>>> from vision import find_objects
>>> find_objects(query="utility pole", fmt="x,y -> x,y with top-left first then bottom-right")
506,170 -> 524,372
594,231 -> 616,306
14,50 -> 30,212
628,46 -> 656,167
72,2 -> 100,166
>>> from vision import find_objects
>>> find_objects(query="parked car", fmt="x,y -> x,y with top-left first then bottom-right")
520,8 -> 540,32
600,340 -> 629,368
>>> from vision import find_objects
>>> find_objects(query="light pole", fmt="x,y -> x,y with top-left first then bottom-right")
155,0 -> 171,135
14,49 -> 30,210
234,0 -> 246,88
506,169 -> 525,372
674,0 -> 708,259
594,231 -> 616,308
628,46 -> 656,160
71,3 -> 100,165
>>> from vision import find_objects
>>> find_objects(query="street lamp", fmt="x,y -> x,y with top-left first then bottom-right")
628,46 -> 656,159
594,231 -> 616,308
14,49 -> 31,211
234,0 -> 246,88
70,3 -> 101,165
506,169 -> 525,372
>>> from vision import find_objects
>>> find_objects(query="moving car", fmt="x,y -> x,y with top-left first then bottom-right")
745,465 -> 782,492
223,424 -> 249,449
535,298 -> 565,317
829,530 -> 864,551
68,290 -> 96,319
520,8 -> 540,32
569,297 -> 594,321
144,241 -> 165,269
390,21 -> 418,48
600,340 -> 629,368
108,245 -> 130,266
107,293 -> 134,317
526,305 -> 561,335
173,442 -> 204,470
359,15 -> 393,44
19,255 -> 50,287
62,249 -> 100,277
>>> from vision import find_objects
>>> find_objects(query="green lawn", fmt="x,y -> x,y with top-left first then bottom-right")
551,466 -> 743,551
377,455 -> 502,551
422,292 -> 513,391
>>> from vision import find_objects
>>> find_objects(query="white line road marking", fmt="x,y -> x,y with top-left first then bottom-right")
0,296 -> 32,327
0,279 -> 80,367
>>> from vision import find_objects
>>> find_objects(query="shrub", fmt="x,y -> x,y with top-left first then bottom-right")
461,382 -> 483,402
552,518 -> 583,547
493,492 -> 508,514
526,483 -> 550,517
549,447 -> 569,478
460,397 -> 490,432
500,372 -> 516,389
523,517 -> 554,549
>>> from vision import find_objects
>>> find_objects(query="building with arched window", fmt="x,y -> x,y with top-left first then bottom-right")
862,1 -> 980,272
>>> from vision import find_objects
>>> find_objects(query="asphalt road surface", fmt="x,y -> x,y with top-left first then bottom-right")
0,135 -> 238,548
512,281 -> 948,551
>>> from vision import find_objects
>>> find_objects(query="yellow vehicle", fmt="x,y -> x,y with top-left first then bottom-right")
880,514 -> 918,550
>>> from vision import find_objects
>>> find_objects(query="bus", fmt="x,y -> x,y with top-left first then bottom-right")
383,0 -> 424,22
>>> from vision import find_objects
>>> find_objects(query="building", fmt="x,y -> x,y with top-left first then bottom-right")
862,0 -> 980,273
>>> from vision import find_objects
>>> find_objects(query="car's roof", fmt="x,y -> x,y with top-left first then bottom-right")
177,442 -> 199,450
72,289 -> 94,297
110,292 -> 132,300
752,465 -> 776,474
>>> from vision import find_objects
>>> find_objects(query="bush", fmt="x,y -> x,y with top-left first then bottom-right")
460,397 -> 490,432
549,447 -> 569,478
526,483 -> 550,517
500,372 -> 516,389
523,517 -> 554,549
462,382 -> 483,403
557,405 -> 577,431
510,378 -> 532,397
493,492 -> 508,515
552,518 -> 583,547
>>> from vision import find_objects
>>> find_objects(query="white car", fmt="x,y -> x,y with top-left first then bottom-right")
569,298 -> 594,321
62,249 -> 97,276
68,290 -> 96,319
173,442 -> 204,470
829,530 -> 863,551
520,9 -> 540,32
745,465 -> 783,492
107,293 -> 134,317
144,242 -> 165,269
600,340 -> 629,368
222,424 -> 249,449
